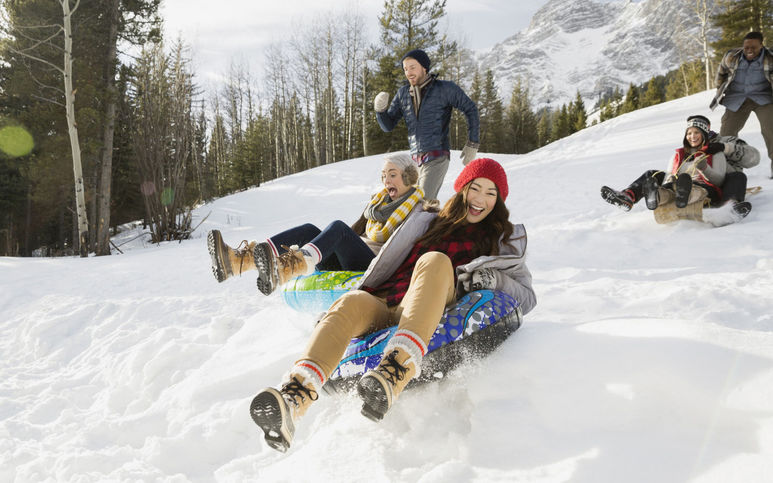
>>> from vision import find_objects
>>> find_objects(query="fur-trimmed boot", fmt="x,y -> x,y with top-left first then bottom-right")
250,361 -> 326,453
207,229 -> 264,282
254,244 -> 317,295
357,329 -> 426,421
600,186 -> 635,211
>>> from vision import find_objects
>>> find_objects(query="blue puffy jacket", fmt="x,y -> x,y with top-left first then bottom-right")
376,74 -> 480,155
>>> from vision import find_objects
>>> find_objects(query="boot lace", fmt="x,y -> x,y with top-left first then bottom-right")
376,350 -> 408,386
278,244 -> 304,273
281,376 -> 319,408
234,240 -> 252,275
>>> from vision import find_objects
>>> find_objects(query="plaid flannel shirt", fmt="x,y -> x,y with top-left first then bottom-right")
364,224 -> 480,306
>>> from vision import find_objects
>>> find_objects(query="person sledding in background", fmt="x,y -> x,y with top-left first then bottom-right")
249,158 -> 536,453
601,115 -> 759,225
207,152 -> 425,295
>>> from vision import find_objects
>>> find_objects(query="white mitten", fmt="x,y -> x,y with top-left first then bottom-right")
374,92 -> 390,113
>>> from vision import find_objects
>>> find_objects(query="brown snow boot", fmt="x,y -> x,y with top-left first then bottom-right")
255,244 -> 314,295
250,374 -> 319,453
357,344 -> 420,421
207,229 -> 258,282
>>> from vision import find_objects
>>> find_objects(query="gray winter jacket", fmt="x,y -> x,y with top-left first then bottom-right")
355,206 -> 537,316
710,47 -> 773,110
376,75 -> 480,155
714,135 -> 760,173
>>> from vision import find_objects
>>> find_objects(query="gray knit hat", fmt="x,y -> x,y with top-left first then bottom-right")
383,152 -> 419,186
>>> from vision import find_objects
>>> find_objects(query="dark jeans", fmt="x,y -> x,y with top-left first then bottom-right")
721,171 -> 747,202
626,169 -> 722,206
625,169 -> 664,202
268,221 -> 375,271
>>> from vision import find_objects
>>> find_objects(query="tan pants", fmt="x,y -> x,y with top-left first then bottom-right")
720,98 -> 773,163
298,251 -> 456,379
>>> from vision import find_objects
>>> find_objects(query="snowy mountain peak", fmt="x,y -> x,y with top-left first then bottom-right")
530,0 -> 621,35
479,0 -> 708,109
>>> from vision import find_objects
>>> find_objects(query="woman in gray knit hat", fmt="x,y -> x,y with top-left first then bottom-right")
207,152 -> 425,294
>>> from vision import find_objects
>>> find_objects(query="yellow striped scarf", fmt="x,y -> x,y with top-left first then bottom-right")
365,187 -> 424,243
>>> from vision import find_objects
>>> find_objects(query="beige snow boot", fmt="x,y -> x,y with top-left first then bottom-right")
357,330 -> 426,421
255,244 -> 315,295
207,229 -> 259,282
250,373 -> 320,453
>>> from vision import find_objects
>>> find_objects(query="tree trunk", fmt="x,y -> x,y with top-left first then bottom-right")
361,60 -> 368,156
96,0 -> 120,256
62,0 -> 89,257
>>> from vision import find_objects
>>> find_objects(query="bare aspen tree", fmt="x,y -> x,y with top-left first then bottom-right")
338,11 -> 365,159
690,0 -> 716,90
94,0 -> 119,256
132,40 -> 198,242
361,58 -> 369,156
291,24 -> 324,167
323,18 -> 336,165
1,0 -> 89,256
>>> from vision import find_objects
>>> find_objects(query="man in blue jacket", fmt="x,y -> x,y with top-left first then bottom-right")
710,31 -> 773,178
374,49 -> 480,199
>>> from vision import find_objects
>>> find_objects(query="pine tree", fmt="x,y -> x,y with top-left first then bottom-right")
478,69 -> 504,152
599,87 -> 623,122
712,0 -> 773,59
641,77 -> 666,107
621,83 -> 640,114
551,104 -> 571,140
380,0 -> 447,55
506,77 -> 538,154
536,110 -> 551,147
570,91 -> 587,133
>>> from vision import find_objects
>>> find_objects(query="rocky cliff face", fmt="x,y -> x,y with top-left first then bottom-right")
478,0 -> 710,109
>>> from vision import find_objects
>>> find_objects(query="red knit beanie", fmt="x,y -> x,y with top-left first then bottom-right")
453,158 -> 509,201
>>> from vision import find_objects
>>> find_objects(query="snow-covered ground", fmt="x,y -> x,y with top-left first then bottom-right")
3,90 -> 773,482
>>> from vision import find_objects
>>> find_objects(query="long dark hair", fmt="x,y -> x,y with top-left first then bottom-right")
416,182 -> 514,256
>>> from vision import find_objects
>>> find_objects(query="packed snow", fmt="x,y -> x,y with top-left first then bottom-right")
2,90 -> 773,482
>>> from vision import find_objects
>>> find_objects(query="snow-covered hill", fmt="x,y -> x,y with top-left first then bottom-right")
3,90 -> 773,482
478,0 -> 711,108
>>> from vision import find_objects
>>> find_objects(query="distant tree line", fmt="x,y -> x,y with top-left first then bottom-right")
0,0 -> 770,257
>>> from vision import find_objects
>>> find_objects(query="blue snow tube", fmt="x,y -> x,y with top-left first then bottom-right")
281,270 -> 364,313
326,289 -> 522,393
280,272 -> 523,394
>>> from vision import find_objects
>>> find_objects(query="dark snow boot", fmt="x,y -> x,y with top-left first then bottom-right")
600,186 -> 634,212
675,173 -> 693,208
643,175 -> 661,210
732,201 -> 752,219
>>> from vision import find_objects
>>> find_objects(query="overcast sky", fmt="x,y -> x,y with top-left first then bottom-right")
160,0 -> 549,85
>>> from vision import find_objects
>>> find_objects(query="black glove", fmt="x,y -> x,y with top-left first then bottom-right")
705,143 -> 725,155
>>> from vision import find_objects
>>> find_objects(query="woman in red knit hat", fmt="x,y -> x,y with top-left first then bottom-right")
250,158 -> 537,453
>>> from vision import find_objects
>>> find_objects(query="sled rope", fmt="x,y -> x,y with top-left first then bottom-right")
746,186 -> 762,196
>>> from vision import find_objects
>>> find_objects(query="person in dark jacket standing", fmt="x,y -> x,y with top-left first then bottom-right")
374,48 -> 480,200
710,31 -> 773,178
